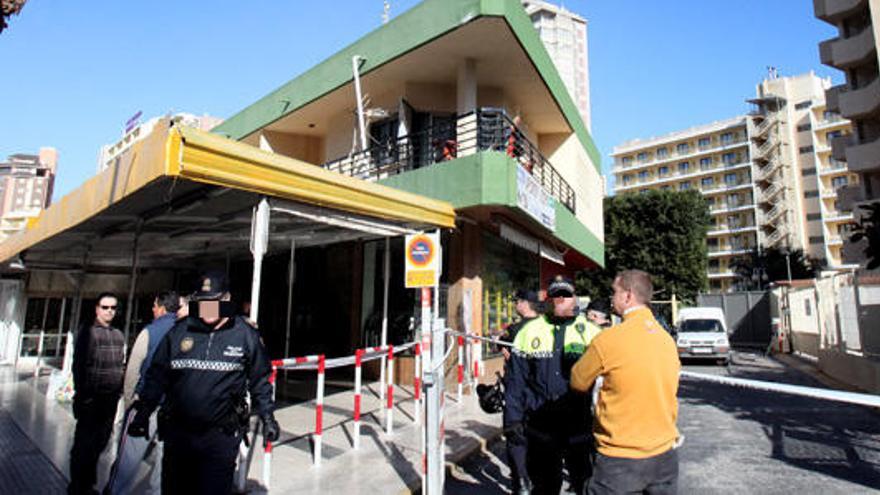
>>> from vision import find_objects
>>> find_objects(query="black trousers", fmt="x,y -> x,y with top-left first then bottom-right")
525,395 -> 592,495
161,426 -> 241,495
588,448 -> 678,495
68,394 -> 119,495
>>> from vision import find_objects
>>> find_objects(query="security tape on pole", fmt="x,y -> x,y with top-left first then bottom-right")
681,371 -> 880,408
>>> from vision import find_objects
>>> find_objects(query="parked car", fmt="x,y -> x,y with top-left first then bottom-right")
674,307 -> 731,365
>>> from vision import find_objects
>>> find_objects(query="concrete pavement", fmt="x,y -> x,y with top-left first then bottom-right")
0,364 -> 502,494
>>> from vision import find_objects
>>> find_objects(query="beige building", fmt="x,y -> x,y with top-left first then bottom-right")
522,0 -> 591,130
815,0 -> 880,269
97,113 -> 223,173
612,72 -> 857,292
0,148 -> 57,241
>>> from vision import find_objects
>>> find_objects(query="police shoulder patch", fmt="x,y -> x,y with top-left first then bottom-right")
531,337 -> 541,350
180,337 -> 194,353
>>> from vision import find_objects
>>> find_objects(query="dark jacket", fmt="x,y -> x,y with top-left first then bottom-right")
138,315 -> 273,430
135,312 -> 178,394
503,314 -> 597,427
72,322 -> 126,398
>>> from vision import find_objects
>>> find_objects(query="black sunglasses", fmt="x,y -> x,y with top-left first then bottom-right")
100,305 -> 117,310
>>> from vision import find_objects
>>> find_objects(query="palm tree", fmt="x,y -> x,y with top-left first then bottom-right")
1,0 -> 27,34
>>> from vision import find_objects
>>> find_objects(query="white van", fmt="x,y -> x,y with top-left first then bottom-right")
675,307 -> 731,365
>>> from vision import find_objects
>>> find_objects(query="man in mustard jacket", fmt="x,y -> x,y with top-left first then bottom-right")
571,270 -> 681,494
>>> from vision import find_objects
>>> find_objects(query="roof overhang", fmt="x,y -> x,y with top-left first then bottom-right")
0,122 -> 455,272
213,0 -> 601,171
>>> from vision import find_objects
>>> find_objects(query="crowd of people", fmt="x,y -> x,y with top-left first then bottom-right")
67,268 -> 679,495
68,273 -> 278,495
496,270 -> 681,495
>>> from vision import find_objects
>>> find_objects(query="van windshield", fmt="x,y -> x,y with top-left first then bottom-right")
678,319 -> 724,333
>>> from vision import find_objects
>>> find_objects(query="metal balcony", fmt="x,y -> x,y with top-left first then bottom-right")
323,107 -> 576,213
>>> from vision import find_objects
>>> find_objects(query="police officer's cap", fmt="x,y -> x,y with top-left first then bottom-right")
587,298 -> 611,317
546,275 -> 575,298
192,271 -> 229,301
513,289 -> 539,304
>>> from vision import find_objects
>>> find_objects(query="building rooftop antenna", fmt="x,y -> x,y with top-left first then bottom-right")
382,1 -> 390,24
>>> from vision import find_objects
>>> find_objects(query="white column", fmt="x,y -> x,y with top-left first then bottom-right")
456,58 -> 478,158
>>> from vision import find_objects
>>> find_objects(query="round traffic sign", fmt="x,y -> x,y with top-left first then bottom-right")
407,235 -> 435,267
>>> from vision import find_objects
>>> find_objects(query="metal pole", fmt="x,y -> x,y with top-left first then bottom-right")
63,247 -> 91,375
380,237 -> 390,400
249,198 -> 271,322
284,239 -> 296,360
123,221 -> 143,347
423,287 -> 444,495
785,252 -> 792,283
352,55 -> 369,152
55,298 -> 67,357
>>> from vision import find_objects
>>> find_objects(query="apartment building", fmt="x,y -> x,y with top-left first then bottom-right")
522,0 -> 591,130
0,148 -> 57,241
97,113 -> 222,173
815,0 -> 880,269
212,0 -> 603,361
612,72 -> 856,292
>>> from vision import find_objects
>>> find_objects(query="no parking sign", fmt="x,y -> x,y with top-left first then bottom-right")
405,232 -> 440,288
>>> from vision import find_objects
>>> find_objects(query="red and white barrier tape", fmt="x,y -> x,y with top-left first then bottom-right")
314,354 -> 326,466
457,336 -> 464,401
386,347 -> 395,434
353,349 -> 364,449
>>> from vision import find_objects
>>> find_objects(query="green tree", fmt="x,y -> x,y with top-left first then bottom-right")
1,0 -> 27,34
577,190 -> 712,304
730,247 -> 822,290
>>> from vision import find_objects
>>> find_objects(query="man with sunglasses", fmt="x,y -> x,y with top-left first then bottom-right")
504,276 -> 602,495
69,293 -> 126,495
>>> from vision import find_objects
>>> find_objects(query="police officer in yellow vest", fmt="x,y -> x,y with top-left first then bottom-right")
503,276 -> 602,495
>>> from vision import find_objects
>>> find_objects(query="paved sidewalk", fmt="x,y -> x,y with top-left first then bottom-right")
0,365 -> 501,494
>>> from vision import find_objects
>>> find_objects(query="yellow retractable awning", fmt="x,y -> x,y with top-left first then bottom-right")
0,123 -> 455,266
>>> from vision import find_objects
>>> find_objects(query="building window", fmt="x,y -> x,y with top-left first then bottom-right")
676,143 -> 689,154
802,167 -> 816,176
637,152 -> 649,163
804,298 -> 812,316
708,259 -> 720,269
831,176 -> 849,189
799,146 -> 814,154
805,190 -> 819,198
700,157 -> 712,170
823,110 -> 840,121
701,177 -> 714,188
722,152 -> 737,164
678,161 -> 690,173
622,174 -> 633,185
796,123 -> 811,132
794,100 -> 812,110
720,132 -> 733,145
807,213 -> 822,221
826,130 -> 842,140
724,173 -> 738,185
707,237 -> 719,247
638,170 -> 649,181
659,166 -> 669,176
640,189 -> 650,195
728,193 -> 741,206
698,137 -> 711,149
679,182 -> 691,191
622,156 -> 632,166
660,185 -> 671,191
657,147 -> 668,159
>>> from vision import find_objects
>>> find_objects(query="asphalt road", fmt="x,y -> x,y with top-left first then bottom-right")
446,351 -> 880,494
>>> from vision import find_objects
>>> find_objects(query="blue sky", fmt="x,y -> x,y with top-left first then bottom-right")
0,1 -> 840,198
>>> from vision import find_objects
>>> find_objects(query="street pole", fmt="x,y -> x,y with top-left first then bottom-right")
785,252 -> 793,283
422,286 -> 445,495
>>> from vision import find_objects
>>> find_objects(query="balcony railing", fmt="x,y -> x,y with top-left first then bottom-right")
322,107 -> 576,213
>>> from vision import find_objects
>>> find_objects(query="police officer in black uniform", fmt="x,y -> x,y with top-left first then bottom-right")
128,272 -> 279,495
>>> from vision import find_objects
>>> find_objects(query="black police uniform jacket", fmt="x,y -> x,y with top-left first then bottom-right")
139,315 -> 273,430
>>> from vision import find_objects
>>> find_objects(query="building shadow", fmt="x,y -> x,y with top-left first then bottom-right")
678,377 -> 880,490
